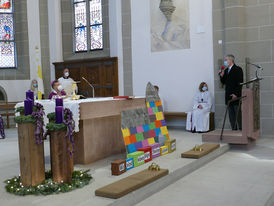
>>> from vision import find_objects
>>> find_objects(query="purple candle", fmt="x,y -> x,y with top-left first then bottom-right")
26,90 -> 34,103
55,106 -> 64,124
24,99 -> 33,116
56,98 -> 63,107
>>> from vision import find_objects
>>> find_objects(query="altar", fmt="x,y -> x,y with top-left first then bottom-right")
74,97 -> 145,164
16,97 -> 146,165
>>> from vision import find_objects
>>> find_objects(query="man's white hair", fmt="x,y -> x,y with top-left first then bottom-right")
225,54 -> 235,62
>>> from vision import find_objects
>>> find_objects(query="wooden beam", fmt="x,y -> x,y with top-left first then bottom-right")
164,112 -> 187,119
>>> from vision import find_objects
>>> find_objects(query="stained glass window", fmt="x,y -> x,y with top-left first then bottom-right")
90,25 -> 102,50
90,0 -> 102,25
73,0 -> 103,52
75,27 -> 87,51
0,0 -> 16,68
89,0 -> 103,50
74,1 -> 87,52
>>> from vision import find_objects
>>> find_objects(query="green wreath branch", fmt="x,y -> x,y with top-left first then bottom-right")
14,115 -> 38,124
46,122 -> 67,131
5,170 -> 92,196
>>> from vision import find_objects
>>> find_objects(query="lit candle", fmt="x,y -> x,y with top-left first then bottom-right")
26,90 -> 34,103
24,99 -> 33,116
55,106 -> 64,124
55,98 -> 63,107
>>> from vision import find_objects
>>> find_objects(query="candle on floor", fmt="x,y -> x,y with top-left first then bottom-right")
26,90 -> 34,103
56,98 -> 63,107
55,106 -> 64,124
24,99 -> 33,116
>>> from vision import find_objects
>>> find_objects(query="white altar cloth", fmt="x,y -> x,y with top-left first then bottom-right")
15,97 -> 145,132
15,97 -> 115,132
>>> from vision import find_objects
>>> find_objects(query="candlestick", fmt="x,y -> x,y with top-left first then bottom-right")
24,99 -> 33,116
55,106 -> 64,124
26,90 -> 34,103
56,98 -> 63,107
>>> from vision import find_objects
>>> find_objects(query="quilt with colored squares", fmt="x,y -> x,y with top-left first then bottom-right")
121,82 -> 170,154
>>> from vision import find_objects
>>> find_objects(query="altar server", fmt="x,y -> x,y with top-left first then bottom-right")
30,79 -> 38,100
48,80 -> 66,99
186,82 -> 212,132
58,68 -> 77,96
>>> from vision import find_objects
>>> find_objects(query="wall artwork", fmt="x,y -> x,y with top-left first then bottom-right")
150,0 -> 190,52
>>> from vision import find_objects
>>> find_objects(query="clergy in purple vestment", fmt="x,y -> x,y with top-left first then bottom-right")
48,80 -> 67,99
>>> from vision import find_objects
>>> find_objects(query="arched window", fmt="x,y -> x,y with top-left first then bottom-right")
73,0 -> 103,52
0,0 -> 16,68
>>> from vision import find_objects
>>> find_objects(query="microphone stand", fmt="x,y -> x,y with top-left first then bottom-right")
247,62 -> 261,69
246,62 -> 264,80
82,77 -> 95,98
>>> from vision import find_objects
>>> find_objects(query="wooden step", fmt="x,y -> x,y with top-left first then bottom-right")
95,169 -> 169,199
202,130 -> 249,145
181,143 -> 220,159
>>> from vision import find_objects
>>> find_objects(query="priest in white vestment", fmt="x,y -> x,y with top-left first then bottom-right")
58,68 -> 78,96
186,82 -> 212,132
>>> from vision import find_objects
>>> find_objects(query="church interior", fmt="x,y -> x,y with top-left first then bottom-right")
1,0 -> 274,205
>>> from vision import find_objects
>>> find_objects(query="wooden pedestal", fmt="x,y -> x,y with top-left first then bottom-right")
50,130 -> 74,183
17,123 -> 45,187
202,89 -> 260,145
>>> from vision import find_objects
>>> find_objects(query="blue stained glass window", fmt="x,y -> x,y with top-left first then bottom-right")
74,2 -> 86,28
75,27 -> 87,52
74,0 -> 87,52
73,0 -> 103,52
89,0 -> 103,50
89,0 -> 102,25
0,0 -> 15,68
0,14 -> 13,41
90,25 -> 102,50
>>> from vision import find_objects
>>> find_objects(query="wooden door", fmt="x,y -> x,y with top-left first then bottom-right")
54,57 -> 118,98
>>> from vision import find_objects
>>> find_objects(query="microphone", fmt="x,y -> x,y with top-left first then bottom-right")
82,77 -> 95,98
218,65 -> 226,75
221,65 -> 226,70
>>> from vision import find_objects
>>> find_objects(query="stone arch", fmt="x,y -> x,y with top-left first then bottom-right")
0,86 -> 7,103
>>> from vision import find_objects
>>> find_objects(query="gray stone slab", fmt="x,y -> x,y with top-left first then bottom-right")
121,108 -> 149,129
145,82 -> 160,102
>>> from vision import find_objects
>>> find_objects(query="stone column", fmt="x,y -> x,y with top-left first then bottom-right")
48,0 -> 63,82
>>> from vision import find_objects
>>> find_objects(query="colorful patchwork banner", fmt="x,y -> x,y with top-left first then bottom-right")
121,82 -> 171,156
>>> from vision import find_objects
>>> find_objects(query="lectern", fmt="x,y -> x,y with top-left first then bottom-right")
202,61 -> 262,146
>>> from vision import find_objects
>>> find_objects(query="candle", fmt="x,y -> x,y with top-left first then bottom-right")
55,106 -> 64,124
26,90 -> 34,103
24,99 -> 33,116
56,98 -> 63,107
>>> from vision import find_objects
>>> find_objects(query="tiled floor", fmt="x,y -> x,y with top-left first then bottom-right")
1,128 -> 273,206
137,138 -> 274,206
0,128 -> 219,206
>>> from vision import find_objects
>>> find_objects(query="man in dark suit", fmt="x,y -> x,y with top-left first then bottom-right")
219,54 -> 243,130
